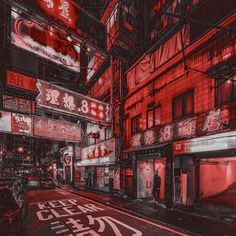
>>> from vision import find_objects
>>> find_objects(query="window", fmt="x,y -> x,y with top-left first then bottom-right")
131,114 -> 142,134
146,106 -> 161,129
105,127 -> 112,140
173,90 -> 194,120
216,76 -> 236,105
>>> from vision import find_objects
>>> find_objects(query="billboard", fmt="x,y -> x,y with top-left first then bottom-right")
11,7 -> 80,72
34,116 -> 81,142
6,70 -> 37,93
19,0 -> 107,52
11,113 -> 33,135
3,95 -> 35,114
36,80 -> 111,122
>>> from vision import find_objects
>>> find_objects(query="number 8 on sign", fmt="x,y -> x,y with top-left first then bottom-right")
81,100 -> 89,113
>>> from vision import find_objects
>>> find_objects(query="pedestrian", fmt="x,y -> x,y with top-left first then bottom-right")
152,170 -> 161,203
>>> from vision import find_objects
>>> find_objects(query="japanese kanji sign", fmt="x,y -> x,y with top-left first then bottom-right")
36,80 -> 111,122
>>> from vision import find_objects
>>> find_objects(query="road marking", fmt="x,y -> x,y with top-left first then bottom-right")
56,229 -> 69,234
51,221 -> 60,225
58,190 -> 189,236
52,225 -> 65,229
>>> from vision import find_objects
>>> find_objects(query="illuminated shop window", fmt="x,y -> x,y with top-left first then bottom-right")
173,90 -> 194,120
131,114 -> 142,135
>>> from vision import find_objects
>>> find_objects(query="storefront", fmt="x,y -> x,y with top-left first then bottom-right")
135,148 -> 166,201
76,139 -> 117,193
173,130 -> 236,207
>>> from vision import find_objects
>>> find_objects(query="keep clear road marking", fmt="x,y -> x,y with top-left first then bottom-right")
30,189 -> 189,236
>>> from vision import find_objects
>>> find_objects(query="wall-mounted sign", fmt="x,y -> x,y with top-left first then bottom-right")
11,7 -> 80,72
136,148 -> 163,158
34,116 -> 81,142
0,111 -> 11,132
36,0 -> 77,29
17,0 -> 106,52
130,109 -> 229,149
81,139 -> 115,160
77,156 -> 115,166
3,95 -> 35,114
173,131 -> 236,155
36,80 -> 111,122
201,108 -> 229,133
11,113 -> 33,135
6,70 -> 37,93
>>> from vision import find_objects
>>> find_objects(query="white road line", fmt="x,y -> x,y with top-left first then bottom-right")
51,221 -> 60,225
52,225 -> 65,230
59,189 -> 189,236
56,229 -> 69,234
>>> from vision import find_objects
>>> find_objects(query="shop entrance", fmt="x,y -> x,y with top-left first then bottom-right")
199,157 -> 236,209
173,157 -> 199,206
137,159 -> 153,198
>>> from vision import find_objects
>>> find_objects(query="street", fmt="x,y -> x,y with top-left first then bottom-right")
26,188 -> 188,236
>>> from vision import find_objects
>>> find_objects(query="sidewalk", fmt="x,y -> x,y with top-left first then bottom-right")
56,184 -> 236,236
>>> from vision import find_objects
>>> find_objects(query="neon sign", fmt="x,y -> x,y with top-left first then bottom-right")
37,0 -> 77,29
202,108 -> 229,132
11,8 -> 80,72
6,70 -> 37,92
36,80 -> 111,122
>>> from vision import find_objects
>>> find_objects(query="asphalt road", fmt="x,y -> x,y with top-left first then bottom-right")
25,188 -> 189,236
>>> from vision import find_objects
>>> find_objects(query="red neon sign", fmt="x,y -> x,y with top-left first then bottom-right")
11,9 -> 80,72
37,0 -> 77,29
6,70 -> 37,93
36,80 -> 111,122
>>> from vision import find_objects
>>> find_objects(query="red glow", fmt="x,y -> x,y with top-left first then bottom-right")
17,147 -> 24,153
37,0 -> 77,30
6,70 -> 37,93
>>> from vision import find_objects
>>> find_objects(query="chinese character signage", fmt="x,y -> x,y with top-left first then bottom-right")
6,70 -> 37,93
19,0 -> 107,52
34,117 -> 81,142
37,0 -> 77,29
11,113 -> 33,135
202,108 -> 229,133
36,80 -> 111,122
81,139 -> 115,160
3,95 -> 35,114
11,7 -> 80,72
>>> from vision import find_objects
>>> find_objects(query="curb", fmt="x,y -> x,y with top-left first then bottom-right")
56,185 -> 198,236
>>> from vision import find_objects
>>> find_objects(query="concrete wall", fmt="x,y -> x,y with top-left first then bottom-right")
200,160 -> 236,199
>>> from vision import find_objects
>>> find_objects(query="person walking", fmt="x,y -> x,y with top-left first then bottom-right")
152,170 -> 161,203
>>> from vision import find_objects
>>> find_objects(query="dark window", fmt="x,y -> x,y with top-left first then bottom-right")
173,90 -> 194,120
147,106 -> 161,129
105,127 -> 112,140
131,114 -> 142,134
216,77 -> 236,105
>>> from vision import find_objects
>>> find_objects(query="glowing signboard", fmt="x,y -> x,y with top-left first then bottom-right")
37,0 -> 77,29
34,116 -> 81,142
36,80 -> 111,122
3,95 -> 35,114
81,139 -> 115,160
11,7 -> 80,72
173,131 -> 236,155
11,113 -> 33,135
6,70 -> 37,92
